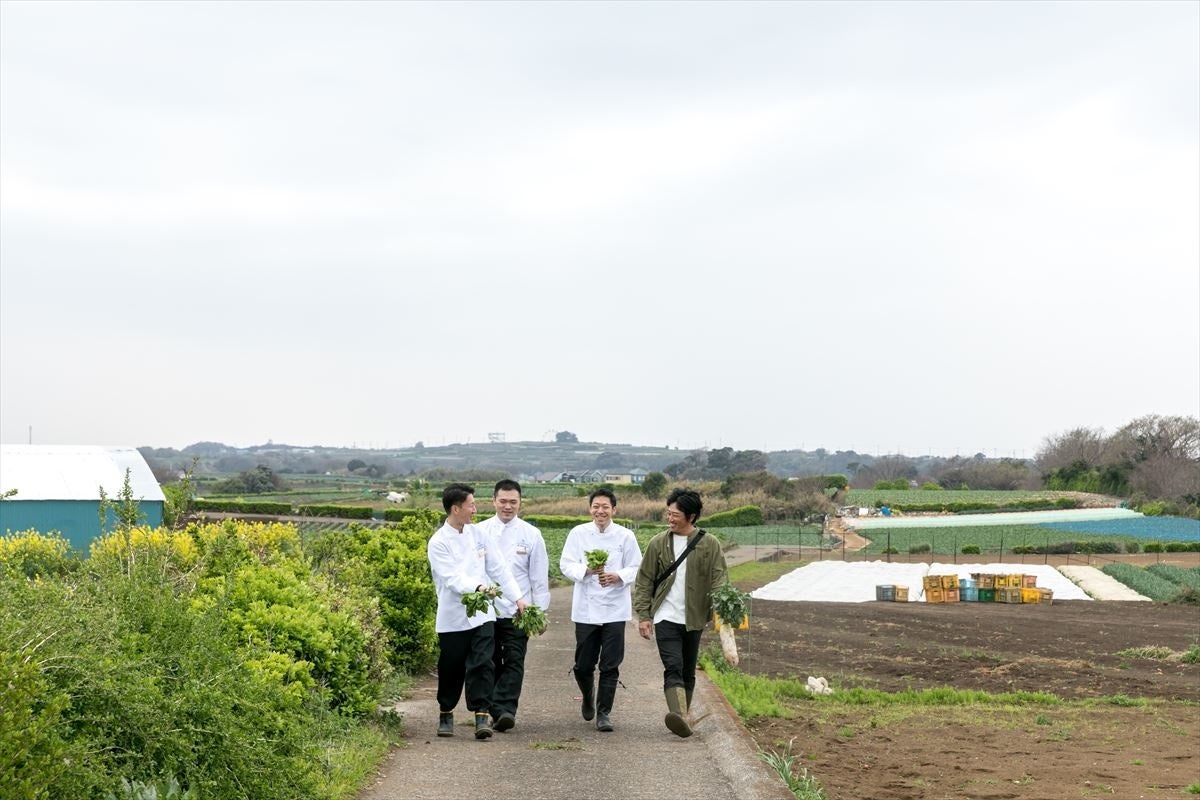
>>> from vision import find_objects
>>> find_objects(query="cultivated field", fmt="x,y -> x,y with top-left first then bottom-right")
714,566 -> 1200,799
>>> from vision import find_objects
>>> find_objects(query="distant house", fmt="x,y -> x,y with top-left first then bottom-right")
604,472 -> 632,484
629,468 -> 648,485
577,469 -> 606,484
0,445 -> 165,550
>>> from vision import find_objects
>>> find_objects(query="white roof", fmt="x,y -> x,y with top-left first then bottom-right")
0,445 -> 166,502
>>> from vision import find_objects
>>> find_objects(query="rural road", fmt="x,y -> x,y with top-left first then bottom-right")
360,557 -> 792,800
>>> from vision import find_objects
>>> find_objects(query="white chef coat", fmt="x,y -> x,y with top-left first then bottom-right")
476,515 -> 551,619
560,521 -> 642,625
427,521 -> 522,633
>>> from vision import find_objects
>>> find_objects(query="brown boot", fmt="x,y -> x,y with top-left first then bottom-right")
664,687 -> 693,738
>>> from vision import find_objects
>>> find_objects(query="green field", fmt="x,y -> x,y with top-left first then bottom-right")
855,524 -> 1135,555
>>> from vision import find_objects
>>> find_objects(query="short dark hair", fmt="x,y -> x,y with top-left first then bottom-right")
588,487 -> 617,507
494,479 -> 522,496
442,483 -> 475,512
666,488 -> 703,524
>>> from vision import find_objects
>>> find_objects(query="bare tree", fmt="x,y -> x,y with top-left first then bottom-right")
1035,427 -> 1108,474
1129,454 -> 1200,503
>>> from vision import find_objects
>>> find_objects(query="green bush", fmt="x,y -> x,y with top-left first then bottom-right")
295,504 -> 372,520
1165,542 -> 1200,552
193,499 -> 293,515
381,508 -> 443,525
520,513 -> 637,529
699,505 -> 764,528
0,530 -> 78,579
1144,542 -> 1165,553
307,520 -> 438,674
961,545 -> 981,555
0,563 -> 332,799
822,474 -> 849,490
873,479 -> 910,490
1123,540 -> 1141,554
908,543 -> 931,554
920,482 -> 941,491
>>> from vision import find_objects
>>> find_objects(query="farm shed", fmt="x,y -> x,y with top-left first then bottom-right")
0,444 -> 165,550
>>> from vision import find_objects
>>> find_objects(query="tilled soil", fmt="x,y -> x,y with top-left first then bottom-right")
728,597 -> 1200,799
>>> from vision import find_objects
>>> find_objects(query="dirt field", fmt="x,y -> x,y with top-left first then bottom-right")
725,592 -> 1200,799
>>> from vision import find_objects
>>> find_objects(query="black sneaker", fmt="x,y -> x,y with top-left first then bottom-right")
493,712 -> 515,732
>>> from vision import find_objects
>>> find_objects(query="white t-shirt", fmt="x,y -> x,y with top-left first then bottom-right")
653,534 -> 691,625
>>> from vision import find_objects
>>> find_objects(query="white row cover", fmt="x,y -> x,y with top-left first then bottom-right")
751,560 -> 1092,603
0,444 -> 165,502
846,507 -> 1142,530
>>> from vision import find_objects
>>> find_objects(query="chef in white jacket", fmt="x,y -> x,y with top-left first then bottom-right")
427,483 -> 525,740
475,478 -> 551,733
559,487 -> 642,732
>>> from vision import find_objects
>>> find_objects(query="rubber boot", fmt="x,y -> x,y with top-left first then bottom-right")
573,669 -> 595,722
664,687 -> 693,738
686,687 -> 695,724
474,711 -> 493,740
437,712 -> 454,737
595,683 -> 616,732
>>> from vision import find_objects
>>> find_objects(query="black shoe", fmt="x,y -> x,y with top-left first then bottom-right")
573,670 -> 595,722
595,711 -> 613,732
437,712 -> 454,737
474,712 -> 493,740
493,712 -> 515,732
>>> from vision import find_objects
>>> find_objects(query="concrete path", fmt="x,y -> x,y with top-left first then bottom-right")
359,579 -> 792,800
1058,565 -> 1152,601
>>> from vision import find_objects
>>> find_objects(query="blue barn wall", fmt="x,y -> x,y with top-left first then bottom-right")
0,499 -> 165,551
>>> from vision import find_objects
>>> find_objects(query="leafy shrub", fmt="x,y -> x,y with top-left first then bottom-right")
1139,500 -> 1169,516
1165,541 -> 1200,552
1144,542 -> 1165,553
295,504 -> 372,520
882,547 -> 899,554
822,474 -> 849,490
920,482 -> 941,491
873,479 -> 910,490
192,499 -> 293,515
699,505 -> 765,528
521,513 -> 638,529
961,545 -> 981,555
90,527 -> 199,572
307,520 -> 438,674
0,529 -> 77,579
908,543 -> 931,554
1123,540 -> 1141,554
381,507 -> 443,525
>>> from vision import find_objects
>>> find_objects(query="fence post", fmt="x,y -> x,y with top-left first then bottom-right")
999,534 -> 1004,564
886,530 -> 891,563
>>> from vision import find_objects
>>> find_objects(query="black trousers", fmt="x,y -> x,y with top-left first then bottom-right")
573,621 -> 625,689
654,620 -> 703,692
437,622 -> 495,713
491,618 -> 529,717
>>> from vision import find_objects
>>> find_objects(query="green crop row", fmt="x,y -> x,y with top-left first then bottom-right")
1100,563 -> 1187,602
1145,563 -> 1200,589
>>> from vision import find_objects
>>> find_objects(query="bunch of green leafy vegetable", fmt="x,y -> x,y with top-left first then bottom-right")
512,604 -> 548,636
584,549 -> 609,570
462,584 -> 502,617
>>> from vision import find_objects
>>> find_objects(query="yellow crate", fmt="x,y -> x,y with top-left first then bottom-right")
923,575 -> 943,590
895,586 -> 910,602
926,587 -> 944,604
997,587 -> 1022,604
1038,588 -> 1054,605
1020,588 -> 1041,604
978,574 -> 996,589
944,588 -> 960,603
1021,575 -> 1038,589
940,574 -> 960,589
1008,574 -> 1024,588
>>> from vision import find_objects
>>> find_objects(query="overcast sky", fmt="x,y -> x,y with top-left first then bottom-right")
1,1 -> 1197,459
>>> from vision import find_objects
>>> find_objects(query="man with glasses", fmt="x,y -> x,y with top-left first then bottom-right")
633,488 -> 727,738
476,479 -> 550,733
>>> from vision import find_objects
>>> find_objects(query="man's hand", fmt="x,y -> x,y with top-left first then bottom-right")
597,570 -> 621,588
516,598 -> 529,614
638,620 -> 652,640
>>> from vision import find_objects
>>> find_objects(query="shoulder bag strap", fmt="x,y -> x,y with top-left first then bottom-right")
652,529 -> 706,597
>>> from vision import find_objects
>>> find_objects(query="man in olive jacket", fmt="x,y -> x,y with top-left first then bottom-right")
633,488 -> 728,738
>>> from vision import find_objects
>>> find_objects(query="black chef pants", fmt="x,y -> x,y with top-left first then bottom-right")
436,622 -> 495,713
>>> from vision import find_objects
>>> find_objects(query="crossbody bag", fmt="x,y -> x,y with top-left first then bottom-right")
651,529 -> 707,597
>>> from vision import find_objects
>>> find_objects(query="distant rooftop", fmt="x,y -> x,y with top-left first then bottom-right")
0,444 -> 165,502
